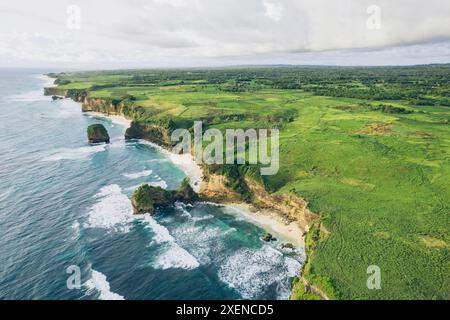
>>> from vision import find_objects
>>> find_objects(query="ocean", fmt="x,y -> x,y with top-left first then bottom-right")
0,69 -> 304,300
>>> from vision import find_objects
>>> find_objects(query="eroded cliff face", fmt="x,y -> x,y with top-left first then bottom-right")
81,98 -> 173,147
198,172 -> 317,232
44,87 -> 66,96
124,121 -> 172,147
198,174 -> 243,203
245,178 -> 318,231
81,98 -> 124,115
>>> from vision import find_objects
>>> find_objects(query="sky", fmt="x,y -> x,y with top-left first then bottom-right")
0,0 -> 449,69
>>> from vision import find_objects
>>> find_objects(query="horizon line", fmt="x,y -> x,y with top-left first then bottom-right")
1,62 -> 450,72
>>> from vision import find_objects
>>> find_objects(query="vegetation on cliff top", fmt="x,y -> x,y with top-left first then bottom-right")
47,65 -> 450,299
131,178 -> 197,214
87,124 -> 110,143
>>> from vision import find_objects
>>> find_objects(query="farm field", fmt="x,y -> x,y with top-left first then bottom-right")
50,65 -> 450,299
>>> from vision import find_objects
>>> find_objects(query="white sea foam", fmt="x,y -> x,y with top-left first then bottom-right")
85,270 -> 125,300
222,227 -> 237,235
84,185 -> 133,233
197,201 -> 223,207
169,223 -> 226,265
7,90 -> 51,102
138,140 -> 203,192
37,74 -> 56,88
175,202 -> 192,218
284,256 -> 302,278
147,158 -> 169,163
109,115 -> 131,128
71,221 -> 81,240
39,100 -> 82,120
124,180 -> 168,192
218,245 -> 301,300
146,180 -> 168,189
6,75 -> 55,102
84,112 -> 131,129
141,215 -> 199,270
42,144 -> 107,161
154,245 -> 200,270
122,170 -> 153,179
191,214 -> 214,222
142,214 -> 174,243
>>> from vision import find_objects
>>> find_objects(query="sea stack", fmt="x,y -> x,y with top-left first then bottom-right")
131,178 -> 198,215
87,124 -> 110,143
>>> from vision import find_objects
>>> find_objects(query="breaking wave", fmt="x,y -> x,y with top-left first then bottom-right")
85,270 -> 125,300
42,145 -> 107,161
84,185 -> 133,233
141,215 -> 199,270
122,170 -> 153,179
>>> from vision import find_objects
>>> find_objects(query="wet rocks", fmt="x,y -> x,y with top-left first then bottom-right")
262,232 -> 277,242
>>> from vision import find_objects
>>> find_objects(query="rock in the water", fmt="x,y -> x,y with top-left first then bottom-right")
52,95 -> 63,101
282,243 -> 295,250
262,233 -> 276,242
131,178 -> 198,215
131,184 -> 171,215
124,121 -> 142,140
87,124 -> 110,143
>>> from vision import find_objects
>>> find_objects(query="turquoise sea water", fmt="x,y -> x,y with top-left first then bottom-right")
0,70 -> 304,300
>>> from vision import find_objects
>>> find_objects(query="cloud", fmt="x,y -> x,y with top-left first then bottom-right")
263,0 -> 283,22
0,0 -> 449,67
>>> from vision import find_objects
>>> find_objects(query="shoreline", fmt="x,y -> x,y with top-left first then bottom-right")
224,203 -> 305,247
42,74 -> 306,249
137,139 -> 204,193
84,111 -> 132,129
38,74 -> 57,88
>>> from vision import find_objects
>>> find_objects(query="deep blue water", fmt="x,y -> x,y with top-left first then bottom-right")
0,70 -> 304,300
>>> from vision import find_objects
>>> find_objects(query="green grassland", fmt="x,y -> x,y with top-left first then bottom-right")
49,66 -> 450,299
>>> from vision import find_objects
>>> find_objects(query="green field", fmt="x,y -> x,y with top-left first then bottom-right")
49,66 -> 450,299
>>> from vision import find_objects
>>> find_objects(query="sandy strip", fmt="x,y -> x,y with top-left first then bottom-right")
224,203 -> 305,247
84,111 -> 132,128
138,140 -> 204,193
38,74 -> 57,88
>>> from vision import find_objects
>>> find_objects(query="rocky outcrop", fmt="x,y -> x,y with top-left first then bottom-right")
262,233 -> 277,242
245,178 -> 317,230
44,87 -> 66,96
131,178 -> 198,214
198,171 -> 317,233
125,121 -> 174,148
198,173 -> 242,203
87,124 -> 110,143
282,243 -> 295,249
